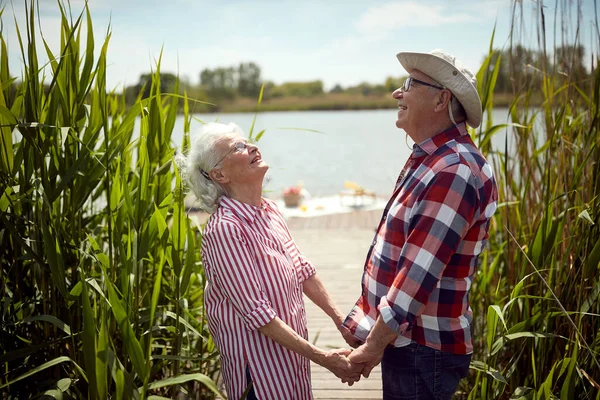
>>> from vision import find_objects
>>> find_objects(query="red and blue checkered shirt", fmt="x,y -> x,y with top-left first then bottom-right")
343,122 -> 498,354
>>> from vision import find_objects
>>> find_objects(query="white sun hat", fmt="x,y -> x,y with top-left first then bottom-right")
396,49 -> 483,129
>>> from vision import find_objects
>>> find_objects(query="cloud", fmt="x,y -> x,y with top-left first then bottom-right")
356,2 -> 476,35
2,0 -> 510,92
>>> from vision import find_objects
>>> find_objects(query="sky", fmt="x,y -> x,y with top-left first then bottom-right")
1,0 -> 597,91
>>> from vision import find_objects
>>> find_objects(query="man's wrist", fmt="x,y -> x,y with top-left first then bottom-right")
363,334 -> 390,353
364,317 -> 398,352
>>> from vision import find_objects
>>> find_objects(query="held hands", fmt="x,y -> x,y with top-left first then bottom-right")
332,319 -> 367,385
321,348 -> 365,386
341,316 -> 396,380
331,316 -> 385,384
348,343 -> 384,379
323,345 -> 384,386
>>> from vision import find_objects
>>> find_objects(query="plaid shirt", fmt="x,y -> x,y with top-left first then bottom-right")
343,123 -> 498,354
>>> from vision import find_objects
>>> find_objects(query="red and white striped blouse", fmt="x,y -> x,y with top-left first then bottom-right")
201,196 -> 316,399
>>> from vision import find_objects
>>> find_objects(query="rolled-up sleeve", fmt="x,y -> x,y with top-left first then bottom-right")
379,163 -> 478,333
204,222 -> 277,330
284,239 -> 316,284
296,255 -> 317,283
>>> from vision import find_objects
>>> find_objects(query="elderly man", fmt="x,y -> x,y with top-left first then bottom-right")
341,50 -> 498,399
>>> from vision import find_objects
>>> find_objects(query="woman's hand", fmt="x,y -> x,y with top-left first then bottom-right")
321,348 -> 364,386
337,323 -> 363,349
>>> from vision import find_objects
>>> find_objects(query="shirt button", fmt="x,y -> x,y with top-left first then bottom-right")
372,239 -> 377,246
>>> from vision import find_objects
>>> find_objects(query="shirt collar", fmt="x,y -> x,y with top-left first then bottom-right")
219,196 -> 269,223
414,122 -> 469,156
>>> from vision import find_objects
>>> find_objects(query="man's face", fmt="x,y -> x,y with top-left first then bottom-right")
392,69 -> 443,134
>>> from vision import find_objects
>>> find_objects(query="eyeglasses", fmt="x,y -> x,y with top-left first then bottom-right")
213,141 -> 249,168
402,76 -> 445,92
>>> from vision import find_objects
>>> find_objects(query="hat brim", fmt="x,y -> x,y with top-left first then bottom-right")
397,52 -> 482,129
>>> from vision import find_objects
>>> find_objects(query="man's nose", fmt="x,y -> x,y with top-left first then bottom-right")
392,87 -> 403,99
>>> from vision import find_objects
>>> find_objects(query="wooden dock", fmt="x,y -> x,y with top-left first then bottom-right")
289,209 -> 384,399
285,209 -> 383,231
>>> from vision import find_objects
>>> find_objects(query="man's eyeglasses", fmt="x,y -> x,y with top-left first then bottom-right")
213,141 -> 248,167
402,76 -> 445,92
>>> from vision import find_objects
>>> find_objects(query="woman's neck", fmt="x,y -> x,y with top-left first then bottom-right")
226,184 -> 263,207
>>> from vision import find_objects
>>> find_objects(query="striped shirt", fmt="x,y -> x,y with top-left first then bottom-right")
201,196 -> 316,399
343,122 -> 498,354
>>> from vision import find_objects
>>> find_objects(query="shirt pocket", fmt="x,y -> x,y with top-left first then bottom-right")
255,234 -> 298,288
252,232 -> 288,263
283,238 -> 300,267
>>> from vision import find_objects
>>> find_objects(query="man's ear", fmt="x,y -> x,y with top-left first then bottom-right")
434,90 -> 452,112
210,168 -> 229,184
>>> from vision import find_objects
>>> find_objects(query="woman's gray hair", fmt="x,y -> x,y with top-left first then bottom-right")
176,122 -> 245,214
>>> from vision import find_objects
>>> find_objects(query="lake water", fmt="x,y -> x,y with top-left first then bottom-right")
170,108 -> 512,198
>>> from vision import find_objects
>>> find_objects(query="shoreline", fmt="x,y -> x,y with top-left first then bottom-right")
186,193 -> 388,228
172,92 -> 533,114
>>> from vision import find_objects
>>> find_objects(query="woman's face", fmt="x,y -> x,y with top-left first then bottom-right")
214,134 -> 268,186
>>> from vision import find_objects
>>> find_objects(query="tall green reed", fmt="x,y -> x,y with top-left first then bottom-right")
0,2 -> 222,398
468,1 -> 600,398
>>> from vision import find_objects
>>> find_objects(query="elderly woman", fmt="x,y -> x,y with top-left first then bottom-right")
181,122 -> 361,399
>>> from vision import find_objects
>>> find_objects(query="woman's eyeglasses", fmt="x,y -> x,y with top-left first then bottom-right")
402,76 -> 445,92
213,141 -> 248,167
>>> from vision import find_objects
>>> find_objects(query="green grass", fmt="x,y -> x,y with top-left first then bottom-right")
465,5 -> 600,399
0,2 -> 222,399
183,91 -> 537,114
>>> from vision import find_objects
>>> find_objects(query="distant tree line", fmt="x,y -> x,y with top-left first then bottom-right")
118,44 -> 590,110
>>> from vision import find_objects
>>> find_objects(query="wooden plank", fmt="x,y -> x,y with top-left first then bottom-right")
285,209 -> 383,230
311,390 -> 382,399
292,227 -> 384,399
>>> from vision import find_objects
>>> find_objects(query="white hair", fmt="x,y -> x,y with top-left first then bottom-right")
175,122 -> 245,214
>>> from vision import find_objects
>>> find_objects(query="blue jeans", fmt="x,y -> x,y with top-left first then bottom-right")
381,343 -> 471,400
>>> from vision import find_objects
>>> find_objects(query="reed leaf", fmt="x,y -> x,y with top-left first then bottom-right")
0,356 -> 88,389
19,315 -> 72,335
106,279 -> 146,379
583,236 -> 600,279
81,278 -> 98,400
40,217 -> 68,298
144,373 -> 225,398
248,83 -> 265,140
560,344 -> 578,400
179,226 -> 197,296
470,360 -> 508,384
96,313 -> 109,400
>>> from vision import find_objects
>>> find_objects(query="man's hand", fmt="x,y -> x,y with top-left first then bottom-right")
347,316 -> 397,378
337,324 -> 363,349
321,348 -> 364,386
348,343 -> 384,378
